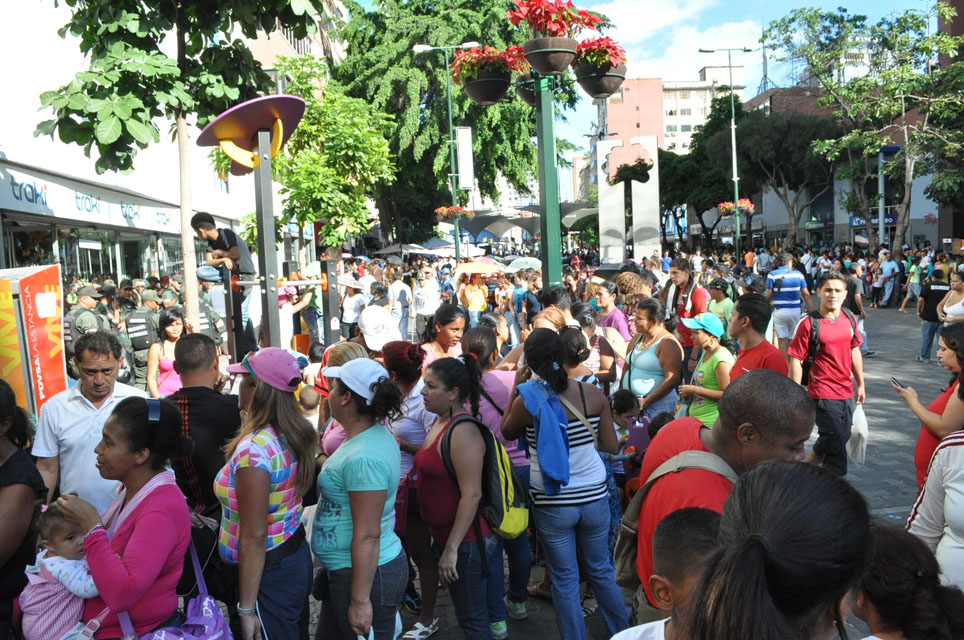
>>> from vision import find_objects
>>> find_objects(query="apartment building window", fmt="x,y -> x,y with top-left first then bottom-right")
635,123 -> 640,128
679,91 -> 690,99
681,124 -> 692,132
635,106 -> 640,111
666,109 -> 675,116
281,27 -> 312,56
666,125 -> 677,132
680,108 -> 691,116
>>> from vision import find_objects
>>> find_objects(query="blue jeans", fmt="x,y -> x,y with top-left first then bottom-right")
487,466 -> 531,609
257,538 -> 313,640
468,310 -> 481,328
442,534 -> 500,639
858,318 -> 870,356
302,306 -> 321,345
922,321 -> 942,360
882,279 -> 896,306
508,314 -> 522,346
643,389 -> 678,420
533,498 -> 629,640
318,551 -> 408,640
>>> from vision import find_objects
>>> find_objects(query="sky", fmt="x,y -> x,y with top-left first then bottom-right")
354,0 -> 932,200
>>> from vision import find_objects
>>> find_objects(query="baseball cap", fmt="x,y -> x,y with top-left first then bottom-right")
141,290 -> 160,303
226,347 -> 301,392
119,279 -> 133,289
196,266 -> 222,283
357,305 -> 401,352
441,267 -> 451,274
173,275 -> 184,284
708,278 -> 729,292
77,285 -> 103,298
99,285 -> 117,297
681,312 -> 725,338
322,358 -> 389,404
161,290 -> 178,301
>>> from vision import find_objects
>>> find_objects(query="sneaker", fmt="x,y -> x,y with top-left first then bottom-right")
862,351 -> 876,357
489,621 -> 508,640
403,583 -> 422,615
917,356 -> 930,363
505,598 -> 528,620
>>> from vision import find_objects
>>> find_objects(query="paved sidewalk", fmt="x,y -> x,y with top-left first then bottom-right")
311,305 -> 930,639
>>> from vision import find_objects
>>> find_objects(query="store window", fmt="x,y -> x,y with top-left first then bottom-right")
5,221 -> 55,269
58,227 -> 116,282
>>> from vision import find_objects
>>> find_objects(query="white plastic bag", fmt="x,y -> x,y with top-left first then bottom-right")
847,403 -> 868,465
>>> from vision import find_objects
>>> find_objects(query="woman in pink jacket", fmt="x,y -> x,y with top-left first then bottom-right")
56,397 -> 192,639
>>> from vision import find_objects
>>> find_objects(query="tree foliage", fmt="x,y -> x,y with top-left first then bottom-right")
334,0 -> 579,243
272,56 -> 395,244
766,3 -> 964,247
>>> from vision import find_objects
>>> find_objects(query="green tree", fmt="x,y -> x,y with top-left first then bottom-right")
35,0 -> 323,326
335,0 -> 578,242
766,3 -> 964,248
709,111 -> 840,249
272,56 -> 395,244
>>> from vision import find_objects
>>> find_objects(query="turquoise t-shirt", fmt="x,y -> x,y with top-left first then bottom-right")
311,424 -> 402,570
689,347 -> 736,428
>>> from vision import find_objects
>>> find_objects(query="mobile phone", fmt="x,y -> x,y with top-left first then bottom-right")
891,377 -> 906,389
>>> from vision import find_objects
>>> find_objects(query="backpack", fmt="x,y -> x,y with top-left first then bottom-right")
439,415 -> 529,540
126,308 -> 159,351
800,308 -> 858,387
613,449 -> 738,589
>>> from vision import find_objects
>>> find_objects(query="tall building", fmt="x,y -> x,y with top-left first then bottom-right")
596,78 -> 664,178
662,66 -> 745,153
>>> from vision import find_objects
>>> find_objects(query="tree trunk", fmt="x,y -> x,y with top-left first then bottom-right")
852,177 -> 878,247
176,112 -> 199,329
894,155 -> 916,249
776,192 -> 801,251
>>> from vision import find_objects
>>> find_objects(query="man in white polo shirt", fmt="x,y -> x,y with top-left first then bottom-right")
33,330 -> 146,514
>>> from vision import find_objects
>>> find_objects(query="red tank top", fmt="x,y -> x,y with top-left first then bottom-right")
414,415 -> 491,544
915,380 -> 961,489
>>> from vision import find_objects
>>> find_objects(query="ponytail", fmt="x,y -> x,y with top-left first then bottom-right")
427,353 -> 482,418
524,329 -> 568,393
462,327 -> 498,369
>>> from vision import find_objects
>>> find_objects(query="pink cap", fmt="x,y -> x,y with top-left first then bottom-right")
226,347 -> 301,392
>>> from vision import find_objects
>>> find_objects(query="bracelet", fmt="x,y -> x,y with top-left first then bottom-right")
83,523 -> 105,541
236,603 -> 257,615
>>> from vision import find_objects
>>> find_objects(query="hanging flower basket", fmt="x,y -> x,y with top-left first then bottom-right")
717,199 -> 755,216
572,37 -> 627,98
452,46 -> 528,105
522,37 -> 578,74
506,0 -> 604,74
435,206 -> 476,221
515,72 -> 537,106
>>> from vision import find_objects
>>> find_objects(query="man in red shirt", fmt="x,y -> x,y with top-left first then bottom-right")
634,370 -> 814,622
661,258 -> 709,382
788,272 -> 865,476
728,293 -> 788,380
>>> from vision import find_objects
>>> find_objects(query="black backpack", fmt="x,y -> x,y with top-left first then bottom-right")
126,308 -> 158,351
801,309 -> 858,386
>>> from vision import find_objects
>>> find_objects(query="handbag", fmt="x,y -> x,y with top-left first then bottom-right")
79,541 -> 232,640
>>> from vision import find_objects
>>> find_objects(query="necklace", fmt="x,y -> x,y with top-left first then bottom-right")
636,328 -> 666,352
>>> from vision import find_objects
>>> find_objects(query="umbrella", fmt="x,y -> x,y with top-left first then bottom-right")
508,257 -> 542,272
386,255 -> 403,265
476,256 -> 501,265
501,255 -> 523,264
337,275 -> 363,288
592,264 -> 623,280
354,255 -> 371,262
342,252 -> 353,258
454,261 -> 505,276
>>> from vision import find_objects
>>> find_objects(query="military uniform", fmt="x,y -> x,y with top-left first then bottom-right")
64,304 -> 112,379
128,291 -> 162,390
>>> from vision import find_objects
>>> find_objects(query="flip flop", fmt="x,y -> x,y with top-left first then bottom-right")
527,582 -> 552,600
400,618 -> 439,640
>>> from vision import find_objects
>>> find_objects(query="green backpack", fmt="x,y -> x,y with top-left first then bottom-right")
440,415 -> 529,540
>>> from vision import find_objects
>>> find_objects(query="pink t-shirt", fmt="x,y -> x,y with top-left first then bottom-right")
421,342 -> 462,369
473,370 -> 529,468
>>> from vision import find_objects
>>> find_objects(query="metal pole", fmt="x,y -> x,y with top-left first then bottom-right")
444,48 -> 461,261
253,128 -> 281,348
534,71 -> 563,287
728,49 -> 742,256
878,149 -> 886,247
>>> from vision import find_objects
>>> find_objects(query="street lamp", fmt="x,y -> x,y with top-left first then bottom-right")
413,41 -> 480,261
699,46 -> 753,255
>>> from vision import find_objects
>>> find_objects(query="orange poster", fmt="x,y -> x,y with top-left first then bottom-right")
0,278 -> 28,408
18,265 -> 66,415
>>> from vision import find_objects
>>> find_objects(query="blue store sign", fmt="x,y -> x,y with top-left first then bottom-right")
850,214 -> 897,227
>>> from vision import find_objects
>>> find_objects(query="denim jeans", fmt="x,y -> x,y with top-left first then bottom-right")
257,538 -> 313,640
882,279 -> 896,306
643,388 -> 678,420
318,551 -> 408,640
813,397 -> 856,476
392,307 -> 410,340
468,310 -> 481,328
857,318 -> 870,356
302,306 -> 321,345
441,535 -> 500,640
507,314 -> 522,346
533,498 -> 629,640
487,466 -> 531,609
922,321 -> 943,360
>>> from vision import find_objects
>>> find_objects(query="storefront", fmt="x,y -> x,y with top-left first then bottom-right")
0,160 -> 231,283
850,213 -> 897,247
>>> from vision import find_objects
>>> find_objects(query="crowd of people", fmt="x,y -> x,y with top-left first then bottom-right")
3,239 -> 964,640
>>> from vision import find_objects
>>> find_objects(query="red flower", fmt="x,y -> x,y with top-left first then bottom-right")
506,0 -> 602,38
573,36 -> 627,67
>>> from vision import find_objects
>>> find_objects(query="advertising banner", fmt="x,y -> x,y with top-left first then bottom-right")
18,264 -> 67,415
0,279 -> 28,410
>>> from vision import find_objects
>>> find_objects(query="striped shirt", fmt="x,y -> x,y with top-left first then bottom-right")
767,266 -> 808,310
526,409 -> 607,507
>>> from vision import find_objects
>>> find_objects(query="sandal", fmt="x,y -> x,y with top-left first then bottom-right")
527,582 -> 552,600
401,618 -> 439,640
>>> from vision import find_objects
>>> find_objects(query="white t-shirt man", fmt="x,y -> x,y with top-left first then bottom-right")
33,382 -> 146,514
610,618 -> 669,640
388,279 -> 412,317
414,281 -> 441,317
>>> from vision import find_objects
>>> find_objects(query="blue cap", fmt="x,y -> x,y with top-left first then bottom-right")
196,265 -> 222,283
681,312 -> 725,338
441,267 -> 451,274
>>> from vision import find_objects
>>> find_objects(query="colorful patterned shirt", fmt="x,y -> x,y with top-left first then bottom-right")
214,426 -> 302,563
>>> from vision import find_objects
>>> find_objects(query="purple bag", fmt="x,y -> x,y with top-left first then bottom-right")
80,541 -> 232,640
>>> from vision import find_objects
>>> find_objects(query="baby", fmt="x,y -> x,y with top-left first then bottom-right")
20,504 -> 99,640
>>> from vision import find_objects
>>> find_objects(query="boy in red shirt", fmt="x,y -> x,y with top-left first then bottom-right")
788,273 -> 865,476
728,293 -> 788,380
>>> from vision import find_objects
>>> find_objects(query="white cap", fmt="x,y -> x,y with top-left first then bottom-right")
322,358 -> 389,404
357,305 -> 401,352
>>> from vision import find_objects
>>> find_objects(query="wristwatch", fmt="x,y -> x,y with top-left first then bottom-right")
236,603 -> 257,615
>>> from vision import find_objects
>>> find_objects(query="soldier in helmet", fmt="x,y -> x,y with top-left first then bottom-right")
196,267 -> 227,350
125,290 -> 162,390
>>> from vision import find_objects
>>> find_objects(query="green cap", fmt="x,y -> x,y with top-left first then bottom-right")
141,290 -> 160,303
